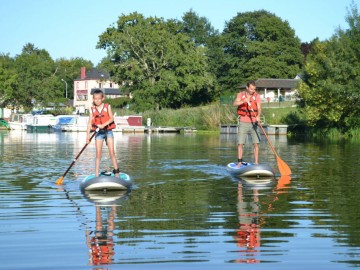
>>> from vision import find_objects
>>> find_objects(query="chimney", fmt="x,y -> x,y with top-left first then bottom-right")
80,67 -> 86,79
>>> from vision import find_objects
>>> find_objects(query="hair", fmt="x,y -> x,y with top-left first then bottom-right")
246,80 -> 256,87
93,89 -> 104,97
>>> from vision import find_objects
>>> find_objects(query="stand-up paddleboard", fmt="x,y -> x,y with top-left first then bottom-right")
227,162 -> 275,178
80,171 -> 133,192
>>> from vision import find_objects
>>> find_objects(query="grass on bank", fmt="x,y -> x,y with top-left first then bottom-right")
114,103 -> 360,140
113,103 -> 299,131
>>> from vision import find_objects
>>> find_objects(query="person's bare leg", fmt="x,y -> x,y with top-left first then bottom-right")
237,143 -> 244,167
95,139 -> 103,176
253,143 -> 259,164
107,137 -> 119,176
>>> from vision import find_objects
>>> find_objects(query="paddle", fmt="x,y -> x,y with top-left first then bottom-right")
56,128 -> 99,185
247,103 -> 292,176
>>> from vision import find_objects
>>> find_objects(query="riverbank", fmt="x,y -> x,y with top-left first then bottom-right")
114,102 -> 299,131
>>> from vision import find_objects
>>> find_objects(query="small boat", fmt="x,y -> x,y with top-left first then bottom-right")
60,116 -> 89,132
113,115 -> 145,133
227,162 -> 275,178
26,114 -> 57,132
52,115 -> 78,132
80,171 -> 133,192
8,113 -> 33,130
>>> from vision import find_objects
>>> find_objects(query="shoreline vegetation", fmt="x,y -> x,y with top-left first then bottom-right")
111,102 -> 360,140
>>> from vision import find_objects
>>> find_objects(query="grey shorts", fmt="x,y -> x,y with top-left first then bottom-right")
237,122 -> 260,145
95,130 -> 114,141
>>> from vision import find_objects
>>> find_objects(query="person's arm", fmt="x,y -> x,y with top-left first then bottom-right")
256,102 -> 262,122
256,96 -> 262,122
86,111 -> 93,143
233,92 -> 251,106
233,93 -> 245,106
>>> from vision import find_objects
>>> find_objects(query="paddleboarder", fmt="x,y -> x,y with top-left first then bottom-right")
233,80 -> 262,166
86,89 -> 119,177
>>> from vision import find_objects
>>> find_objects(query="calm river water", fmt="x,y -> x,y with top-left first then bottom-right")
1,130 -> 360,269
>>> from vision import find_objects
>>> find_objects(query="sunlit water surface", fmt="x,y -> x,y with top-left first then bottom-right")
1,130 -> 360,269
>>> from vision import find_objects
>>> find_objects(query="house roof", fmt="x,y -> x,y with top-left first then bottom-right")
90,88 -> 124,95
255,78 -> 300,89
240,78 -> 300,89
77,68 -> 110,80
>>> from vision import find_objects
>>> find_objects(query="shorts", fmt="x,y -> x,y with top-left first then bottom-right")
237,122 -> 260,145
95,130 -> 114,141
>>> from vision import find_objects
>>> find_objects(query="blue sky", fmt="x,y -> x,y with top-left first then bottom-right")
0,0 -> 357,65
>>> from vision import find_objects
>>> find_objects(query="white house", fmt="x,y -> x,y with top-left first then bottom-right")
73,67 -> 127,114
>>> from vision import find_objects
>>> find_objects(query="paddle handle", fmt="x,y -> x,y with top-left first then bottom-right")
246,102 -> 291,176
60,130 -> 97,179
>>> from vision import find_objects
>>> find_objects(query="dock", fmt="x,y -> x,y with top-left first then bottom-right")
145,126 -> 197,133
220,124 -> 288,135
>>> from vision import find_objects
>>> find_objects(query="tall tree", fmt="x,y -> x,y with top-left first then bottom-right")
0,54 -> 19,109
220,10 -> 303,91
97,12 -> 216,111
55,57 -> 93,99
179,10 -> 224,96
14,43 -> 61,110
180,9 -> 219,46
299,4 -> 360,133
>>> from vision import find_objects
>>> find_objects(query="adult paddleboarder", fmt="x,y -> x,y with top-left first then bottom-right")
233,80 -> 262,166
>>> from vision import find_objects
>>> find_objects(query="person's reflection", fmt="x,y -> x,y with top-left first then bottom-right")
86,205 -> 116,266
233,181 -> 261,263
233,175 -> 291,263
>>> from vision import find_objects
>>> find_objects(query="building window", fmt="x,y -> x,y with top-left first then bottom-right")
110,83 -> 113,88
99,83 -> 102,88
85,81 -> 88,89
76,82 -> 79,90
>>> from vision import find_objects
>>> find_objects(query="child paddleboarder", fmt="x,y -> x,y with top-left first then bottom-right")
86,89 -> 119,177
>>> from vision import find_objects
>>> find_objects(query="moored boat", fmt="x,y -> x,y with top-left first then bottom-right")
60,116 -> 89,132
227,162 -> 275,178
26,114 -> 57,132
113,115 -> 145,133
52,115 -> 78,132
8,113 -> 33,130
80,171 -> 133,192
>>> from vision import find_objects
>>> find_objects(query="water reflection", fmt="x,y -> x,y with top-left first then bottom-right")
2,130 -> 360,269
231,176 -> 292,264
233,180 -> 262,263
83,190 -> 130,267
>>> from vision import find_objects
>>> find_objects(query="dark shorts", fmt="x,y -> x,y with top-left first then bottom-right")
237,122 -> 260,144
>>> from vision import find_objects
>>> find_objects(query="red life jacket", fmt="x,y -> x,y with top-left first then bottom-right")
91,103 -> 116,130
237,92 -> 258,117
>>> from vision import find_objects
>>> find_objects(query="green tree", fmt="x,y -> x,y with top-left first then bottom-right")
14,43 -> 61,110
55,57 -> 93,99
220,10 -> 303,90
97,12 -> 216,111
180,9 -> 219,46
0,54 -> 19,109
299,4 -> 360,133
179,10 -> 224,96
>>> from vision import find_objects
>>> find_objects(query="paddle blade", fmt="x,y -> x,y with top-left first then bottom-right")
56,176 -> 64,185
276,156 -> 292,176
276,175 -> 292,190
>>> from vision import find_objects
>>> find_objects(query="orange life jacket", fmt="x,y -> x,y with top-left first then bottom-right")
237,92 -> 258,117
91,103 -> 116,130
